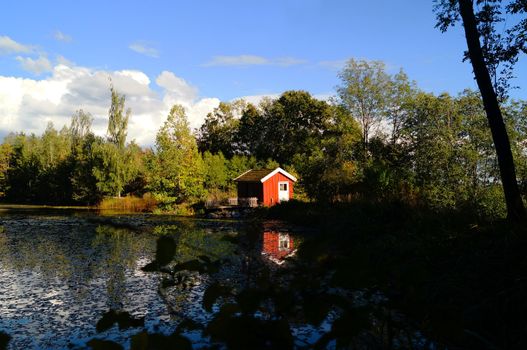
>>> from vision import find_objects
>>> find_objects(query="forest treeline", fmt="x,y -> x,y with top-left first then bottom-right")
0,59 -> 526,217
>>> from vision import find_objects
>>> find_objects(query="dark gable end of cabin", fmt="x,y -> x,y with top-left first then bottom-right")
234,169 -> 274,204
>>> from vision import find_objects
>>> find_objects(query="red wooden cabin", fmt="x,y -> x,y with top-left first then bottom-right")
234,167 -> 297,206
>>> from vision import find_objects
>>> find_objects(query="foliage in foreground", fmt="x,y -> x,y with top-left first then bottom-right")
0,332 -> 10,350
81,201 -> 527,349
268,200 -> 527,349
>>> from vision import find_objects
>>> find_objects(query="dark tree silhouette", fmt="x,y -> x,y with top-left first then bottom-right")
435,0 -> 527,221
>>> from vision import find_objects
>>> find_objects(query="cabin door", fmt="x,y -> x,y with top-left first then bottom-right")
278,182 -> 289,202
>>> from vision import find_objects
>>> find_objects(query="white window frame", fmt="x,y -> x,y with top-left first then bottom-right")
278,233 -> 290,250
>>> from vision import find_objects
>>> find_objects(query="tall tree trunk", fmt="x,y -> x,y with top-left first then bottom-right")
458,0 -> 526,221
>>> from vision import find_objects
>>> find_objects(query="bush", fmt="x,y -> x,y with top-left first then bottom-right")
473,185 -> 507,219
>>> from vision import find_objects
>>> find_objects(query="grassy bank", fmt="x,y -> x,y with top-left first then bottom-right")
265,200 -> 527,349
98,194 -> 158,213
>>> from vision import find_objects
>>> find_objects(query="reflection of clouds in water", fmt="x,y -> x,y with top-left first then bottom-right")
0,215 -> 246,349
0,215 -> 321,349
0,216 -> 168,349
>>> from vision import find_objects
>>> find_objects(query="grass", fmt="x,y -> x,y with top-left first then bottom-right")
98,193 -> 158,213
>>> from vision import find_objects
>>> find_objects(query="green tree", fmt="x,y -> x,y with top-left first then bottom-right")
92,142 -> 129,198
71,109 -> 94,145
203,151 -> 228,190
237,102 -> 267,156
107,85 -> 130,150
4,133 -> 41,202
386,70 -> 417,145
238,91 -> 332,164
147,105 -> 205,209
37,122 -> 73,203
91,86 -> 134,198
198,100 -> 245,158
0,143 -> 12,197
225,155 -> 258,185
70,133 -> 101,204
295,104 -> 362,201
337,59 -> 391,148
435,0 -> 526,220
69,111 -> 102,204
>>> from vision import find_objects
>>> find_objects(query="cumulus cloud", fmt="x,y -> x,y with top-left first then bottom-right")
156,71 -> 198,101
16,55 -> 52,75
54,31 -> 72,43
129,42 -> 159,58
0,62 -> 220,146
0,35 -> 32,55
204,55 -> 307,67
155,71 -> 220,129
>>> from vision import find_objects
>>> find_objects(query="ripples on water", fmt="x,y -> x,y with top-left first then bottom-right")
0,211 -> 305,349
0,214 -> 173,349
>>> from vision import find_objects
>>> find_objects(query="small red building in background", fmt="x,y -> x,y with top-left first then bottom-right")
234,167 -> 297,206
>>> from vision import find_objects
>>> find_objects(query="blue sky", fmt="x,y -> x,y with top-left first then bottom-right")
0,0 -> 525,145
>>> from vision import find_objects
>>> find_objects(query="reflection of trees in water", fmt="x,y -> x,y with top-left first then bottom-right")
174,227 -> 236,263
91,225 -> 153,309
0,223 -> 84,281
0,227 -> 8,262
152,223 -> 239,317
0,220 -> 154,306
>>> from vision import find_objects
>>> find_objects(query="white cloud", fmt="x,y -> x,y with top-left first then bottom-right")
0,35 -> 32,55
313,93 -> 334,101
129,42 -> 159,58
204,55 -> 307,67
275,57 -> 308,66
156,71 -> 220,130
186,98 -> 221,129
16,56 -> 52,75
318,59 -> 347,70
236,92 -> 333,106
56,55 -> 75,67
156,71 -> 198,101
206,55 -> 269,66
54,31 -> 72,43
235,93 -> 280,106
0,62 -> 220,146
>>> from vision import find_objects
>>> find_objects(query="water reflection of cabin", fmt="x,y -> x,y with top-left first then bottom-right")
233,167 -> 297,207
262,231 -> 295,265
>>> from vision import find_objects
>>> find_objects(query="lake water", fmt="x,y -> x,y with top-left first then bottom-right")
0,208 -> 311,349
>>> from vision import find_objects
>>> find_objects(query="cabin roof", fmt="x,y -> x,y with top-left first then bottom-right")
234,167 -> 297,183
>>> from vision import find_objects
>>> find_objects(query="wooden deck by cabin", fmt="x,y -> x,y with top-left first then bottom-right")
204,197 -> 258,211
